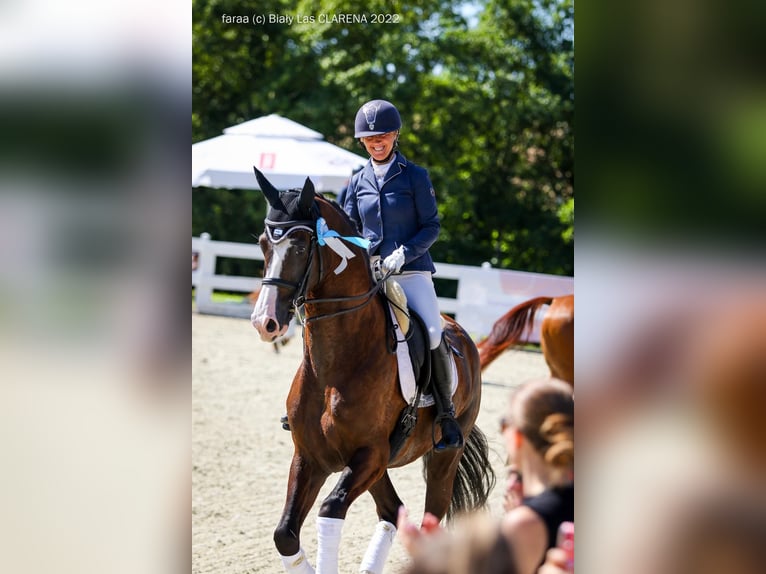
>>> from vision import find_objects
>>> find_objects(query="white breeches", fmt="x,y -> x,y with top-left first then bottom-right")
394,271 -> 442,349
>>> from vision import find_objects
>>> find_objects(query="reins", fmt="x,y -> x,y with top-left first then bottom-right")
301,275 -> 389,324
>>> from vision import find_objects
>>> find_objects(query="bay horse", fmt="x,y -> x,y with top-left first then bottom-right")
250,169 -> 494,574
477,294 -> 574,385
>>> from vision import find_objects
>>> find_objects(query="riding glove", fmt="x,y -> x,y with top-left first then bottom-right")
382,246 -> 406,274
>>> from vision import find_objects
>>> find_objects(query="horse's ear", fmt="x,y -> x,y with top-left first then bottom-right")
254,167 -> 280,206
299,177 -> 315,213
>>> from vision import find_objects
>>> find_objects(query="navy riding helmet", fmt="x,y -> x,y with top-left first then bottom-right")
354,99 -> 402,137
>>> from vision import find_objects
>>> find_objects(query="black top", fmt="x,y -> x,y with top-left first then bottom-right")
522,483 -> 575,551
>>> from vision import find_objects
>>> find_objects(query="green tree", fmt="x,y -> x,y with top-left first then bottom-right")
412,0 -> 573,274
193,0 -> 574,276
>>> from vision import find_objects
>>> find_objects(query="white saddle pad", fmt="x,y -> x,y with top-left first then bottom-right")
389,305 -> 458,408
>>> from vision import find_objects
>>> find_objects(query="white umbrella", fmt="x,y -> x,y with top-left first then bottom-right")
192,114 -> 366,192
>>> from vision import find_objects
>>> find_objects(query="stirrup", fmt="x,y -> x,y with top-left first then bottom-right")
280,414 -> 290,431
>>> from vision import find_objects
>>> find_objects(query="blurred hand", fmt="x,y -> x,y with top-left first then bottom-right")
538,547 -> 572,573
503,467 -> 524,512
396,506 -> 442,556
382,246 -> 405,274
420,511 -> 441,534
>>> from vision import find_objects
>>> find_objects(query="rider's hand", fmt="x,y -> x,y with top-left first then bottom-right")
382,246 -> 405,274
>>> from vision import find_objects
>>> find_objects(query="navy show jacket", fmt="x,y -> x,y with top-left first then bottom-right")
342,152 -> 439,274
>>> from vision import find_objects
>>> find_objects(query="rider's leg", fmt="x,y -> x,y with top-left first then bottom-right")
429,333 -> 464,450
395,272 -> 463,451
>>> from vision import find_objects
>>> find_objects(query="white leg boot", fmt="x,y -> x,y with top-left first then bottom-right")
315,516 -> 344,574
279,548 -> 315,574
359,520 -> 397,574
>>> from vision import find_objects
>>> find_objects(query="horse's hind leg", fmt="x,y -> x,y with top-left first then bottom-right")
275,453 -> 328,573
360,471 -> 403,574
368,470 -> 403,523
423,449 -> 462,520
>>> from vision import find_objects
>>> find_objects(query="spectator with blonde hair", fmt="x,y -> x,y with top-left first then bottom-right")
398,378 -> 574,573
499,377 -> 574,574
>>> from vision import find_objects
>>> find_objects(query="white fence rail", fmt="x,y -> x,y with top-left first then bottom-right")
192,234 -> 573,341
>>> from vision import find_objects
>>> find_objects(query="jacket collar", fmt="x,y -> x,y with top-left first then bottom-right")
362,151 -> 408,189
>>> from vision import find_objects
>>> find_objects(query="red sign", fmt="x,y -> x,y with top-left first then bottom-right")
259,153 -> 276,169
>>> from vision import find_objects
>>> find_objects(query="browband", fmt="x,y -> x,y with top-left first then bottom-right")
264,219 -> 314,244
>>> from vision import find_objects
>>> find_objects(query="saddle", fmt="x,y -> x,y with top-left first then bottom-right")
381,278 -> 433,460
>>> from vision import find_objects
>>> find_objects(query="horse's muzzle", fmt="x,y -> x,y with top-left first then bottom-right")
252,313 -> 289,342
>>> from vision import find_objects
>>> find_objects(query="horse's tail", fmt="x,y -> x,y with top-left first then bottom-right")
477,296 -> 553,370
424,425 -> 497,520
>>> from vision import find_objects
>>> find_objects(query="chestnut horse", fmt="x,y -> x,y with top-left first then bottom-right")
250,169 -> 494,574
477,294 -> 574,385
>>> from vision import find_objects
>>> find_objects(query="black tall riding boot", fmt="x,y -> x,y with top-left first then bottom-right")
431,336 -> 464,451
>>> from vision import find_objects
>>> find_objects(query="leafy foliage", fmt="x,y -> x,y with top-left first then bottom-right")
193,0 -> 573,275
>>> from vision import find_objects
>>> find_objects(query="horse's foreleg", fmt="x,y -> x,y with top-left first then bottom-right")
275,454 -> 328,572
314,447 -> 387,574
360,471 -> 402,574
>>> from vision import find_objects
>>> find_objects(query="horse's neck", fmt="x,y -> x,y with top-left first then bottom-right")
305,209 -> 388,364
303,281 -> 388,369
309,236 -> 374,302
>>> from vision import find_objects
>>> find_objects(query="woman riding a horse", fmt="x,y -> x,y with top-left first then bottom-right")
340,99 -> 462,450
250,157 -> 493,571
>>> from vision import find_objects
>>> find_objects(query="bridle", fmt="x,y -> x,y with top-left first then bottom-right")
261,217 -> 316,309
260,212 -> 389,324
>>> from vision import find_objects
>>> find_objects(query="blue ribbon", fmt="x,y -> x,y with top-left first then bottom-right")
316,217 -> 370,250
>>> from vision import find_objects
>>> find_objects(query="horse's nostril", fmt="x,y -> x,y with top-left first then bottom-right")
265,319 -> 278,333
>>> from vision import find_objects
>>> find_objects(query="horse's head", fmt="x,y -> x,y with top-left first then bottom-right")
250,168 -> 316,341
250,168 -> 370,341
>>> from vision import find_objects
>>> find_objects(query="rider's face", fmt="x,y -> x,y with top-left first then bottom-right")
360,131 -> 398,162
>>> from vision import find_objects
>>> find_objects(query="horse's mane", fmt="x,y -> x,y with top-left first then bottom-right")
312,192 -> 375,286
314,193 -> 363,237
